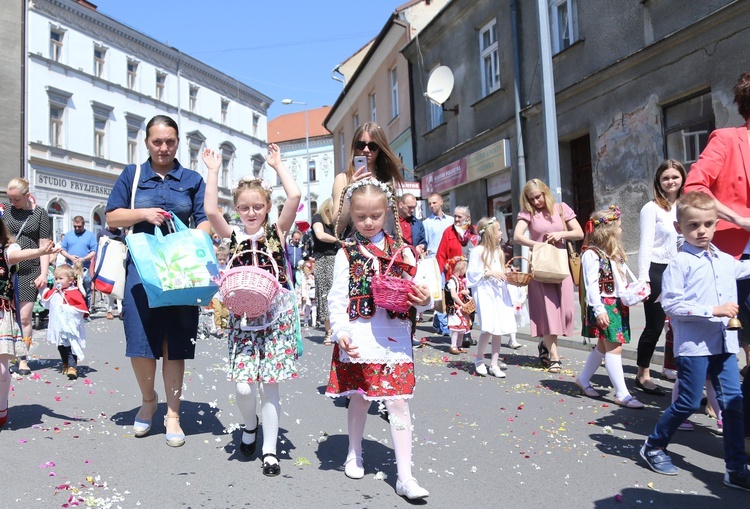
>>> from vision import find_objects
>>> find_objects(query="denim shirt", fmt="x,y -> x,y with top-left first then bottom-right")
106,159 -> 208,235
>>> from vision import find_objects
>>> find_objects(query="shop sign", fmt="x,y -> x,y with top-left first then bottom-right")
37,174 -> 111,197
421,139 -> 510,195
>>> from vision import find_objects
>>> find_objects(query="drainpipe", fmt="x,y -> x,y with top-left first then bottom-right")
536,0 -> 561,202
510,0 -> 526,188
331,64 -> 345,88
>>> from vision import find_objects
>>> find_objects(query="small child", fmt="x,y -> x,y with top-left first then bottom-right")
297,260 -> 315,327
326,179 -> 432,500
466,217 -> 516,378
41,264 -> 89,380
640,192 -> 750,490
203,143 -> 301,477
444,256 -> 471,355
575,206 -> 644,408
210,246 -> 230,334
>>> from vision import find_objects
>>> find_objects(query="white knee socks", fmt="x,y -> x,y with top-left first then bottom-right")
259,383 -> 281,460
347,394 -> 371,461
235,382 -> 258,445
0,355 -> 10,410
578,348 -> 605,387
450,331 -> 459,349
385,399 -> 413,483
604,353 -> 629,401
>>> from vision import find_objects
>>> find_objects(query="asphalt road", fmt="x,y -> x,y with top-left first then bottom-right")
0,309 -> 746,509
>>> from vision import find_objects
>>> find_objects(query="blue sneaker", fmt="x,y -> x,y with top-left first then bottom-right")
640,443 -> 678,475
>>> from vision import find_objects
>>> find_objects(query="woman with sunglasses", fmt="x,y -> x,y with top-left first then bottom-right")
332,122 -> 405,235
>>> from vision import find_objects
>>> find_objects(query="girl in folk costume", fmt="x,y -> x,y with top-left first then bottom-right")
466,217 -> 516,378
202,144 -> 301,477
326,179 -> 432,500
0,217 -> 59,427
444,256 -> 472,355
575,206 -> 645,409
41,264 -> 89,380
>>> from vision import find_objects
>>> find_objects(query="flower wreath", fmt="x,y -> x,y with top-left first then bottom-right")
345,178 -> 394,204
584,205 -> 621,234
478,217 -> 496,236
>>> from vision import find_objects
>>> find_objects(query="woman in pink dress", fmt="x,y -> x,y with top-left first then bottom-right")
513,179 -> 583,373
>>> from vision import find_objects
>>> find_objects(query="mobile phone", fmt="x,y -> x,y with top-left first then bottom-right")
354,156 -> 367,170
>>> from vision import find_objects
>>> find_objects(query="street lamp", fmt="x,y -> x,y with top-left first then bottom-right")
281,98 -> 311,224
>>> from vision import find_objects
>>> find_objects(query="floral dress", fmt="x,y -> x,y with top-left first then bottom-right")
580,246 -> 630,344
225,224 -> 300,384
445,276 -> 471,333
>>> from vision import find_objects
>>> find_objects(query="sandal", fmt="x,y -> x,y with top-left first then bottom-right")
323,331 -> 333,346
164,415 -> 185,447
614,395 -> 645,409
538,341 -> 550,367
547,360 -> 562,374
262,453 -> 281,477
240,416 -> 259,457
575,379 -> 600,398
133,391 -> 158,438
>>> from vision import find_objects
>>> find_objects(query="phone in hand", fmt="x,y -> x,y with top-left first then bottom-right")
354,156 -> 367,170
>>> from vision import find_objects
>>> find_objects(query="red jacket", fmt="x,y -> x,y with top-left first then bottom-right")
684,126 -> 750,258
436,225 -> 478,274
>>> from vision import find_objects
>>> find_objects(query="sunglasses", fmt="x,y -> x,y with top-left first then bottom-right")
354,141 -> 380,152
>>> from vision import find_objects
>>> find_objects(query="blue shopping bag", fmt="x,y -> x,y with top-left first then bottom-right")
126,212 -> 220,307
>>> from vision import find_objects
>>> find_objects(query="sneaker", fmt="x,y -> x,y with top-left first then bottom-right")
488,365 -> 506,378
716,420 -> 723,435
724,469 -> 750,492
640,443 -> 678,475
678,420 -> 694,431
395,478 -> 429,500
475,363 -> 488,376
662,368 -> 678,381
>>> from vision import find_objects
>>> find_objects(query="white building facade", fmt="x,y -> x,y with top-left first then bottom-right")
27,0 -> 271,240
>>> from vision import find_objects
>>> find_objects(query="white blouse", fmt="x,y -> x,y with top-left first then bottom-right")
582,249 -> 627,318
638,200 -> 677,281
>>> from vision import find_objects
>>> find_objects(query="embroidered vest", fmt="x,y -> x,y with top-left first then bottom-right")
0,246 -> 14,310
344,235 -> 410,321
444,275 -> 463,315
582,246 -> 615,294
229,223 -> 289,288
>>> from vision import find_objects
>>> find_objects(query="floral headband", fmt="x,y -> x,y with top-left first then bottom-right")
444,255 -> 467,274
478,217 -> 496,235
345,178 -> 394,203
238,176 -> 272,192
585,205 -> 621,234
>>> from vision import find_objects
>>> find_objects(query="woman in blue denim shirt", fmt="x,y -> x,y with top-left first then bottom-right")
106,115 -> 210,447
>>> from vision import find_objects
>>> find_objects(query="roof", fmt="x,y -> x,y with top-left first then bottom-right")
268,106 -> 333,144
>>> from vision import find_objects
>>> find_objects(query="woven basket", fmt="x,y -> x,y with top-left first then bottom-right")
372,245 -> 417,314
219,249 -> 281,318
460,298 -> 476,315
505,256 -> 534,287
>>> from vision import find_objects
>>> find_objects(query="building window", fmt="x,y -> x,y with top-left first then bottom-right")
221,99 -> 229,124
189,85 -> 199,112
189,146 -> 199,171
252,113 -> 260,137
50,105 -> 64,148
50,29 -> 63,62
369,93 -> 377,123
308,160 -> 316,182
127,127 -> 138,164
94,46 -> 106,78
94,114 -> 108,158
430,98 -> 444,130
479,19 -> 500,96
310,200 -> 318,216
127,59 -> 138,90
155,72 -> 166,101
550,0 -> 578,53
390,67 -> 399,119
353,113 -> 359,131
220,143 -> 234,188
663,91 -> 715,171
187,133 -> 205,171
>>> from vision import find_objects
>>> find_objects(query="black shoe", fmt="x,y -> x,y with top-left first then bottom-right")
461,338 -> 471,349
724,469 -> 750,491
635,378 -> 666,396
240,417 -> 258,457
262,453 -> 281,477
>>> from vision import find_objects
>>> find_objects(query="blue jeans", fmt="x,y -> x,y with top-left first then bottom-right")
647,353 -> 747,472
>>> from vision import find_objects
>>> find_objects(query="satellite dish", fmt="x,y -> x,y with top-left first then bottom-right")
425,66 -> 454,106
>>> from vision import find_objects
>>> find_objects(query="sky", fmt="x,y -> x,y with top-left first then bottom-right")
92,0 -> 409,120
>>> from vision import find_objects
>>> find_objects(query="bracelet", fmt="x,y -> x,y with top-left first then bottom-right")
483,269 -> 489,278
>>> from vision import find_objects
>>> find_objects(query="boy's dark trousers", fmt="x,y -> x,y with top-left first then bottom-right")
58,345 -> 77,368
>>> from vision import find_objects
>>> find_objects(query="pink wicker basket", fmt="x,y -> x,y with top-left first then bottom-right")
371,245 -> 417,314
219,249 -> 281,318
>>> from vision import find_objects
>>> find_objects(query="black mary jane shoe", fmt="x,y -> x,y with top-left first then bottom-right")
262,453 -> 281,477
240,417 -> 259,457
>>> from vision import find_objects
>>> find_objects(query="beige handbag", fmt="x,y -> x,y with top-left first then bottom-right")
559,205 -> 581,286
531,243 -> 569,283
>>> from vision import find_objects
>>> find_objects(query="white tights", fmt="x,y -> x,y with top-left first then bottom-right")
0,354 -> 10,410
235,382 -> 281,460
347,394 -> 414,482
475,331 -> 501,368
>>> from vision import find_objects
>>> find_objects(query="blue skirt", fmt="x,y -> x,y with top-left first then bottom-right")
122,257 -> 199,360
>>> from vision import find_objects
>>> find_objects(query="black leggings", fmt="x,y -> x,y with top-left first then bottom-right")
636,262 -> 667,369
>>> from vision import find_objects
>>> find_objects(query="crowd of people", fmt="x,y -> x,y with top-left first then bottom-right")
3,72 -> 750,499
